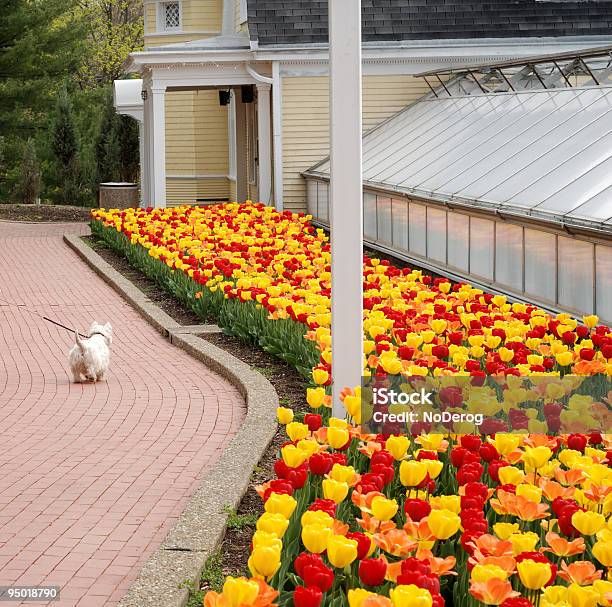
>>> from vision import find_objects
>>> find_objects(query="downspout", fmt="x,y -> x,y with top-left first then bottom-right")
221,0 -> 234,35
272,62 -> 283,211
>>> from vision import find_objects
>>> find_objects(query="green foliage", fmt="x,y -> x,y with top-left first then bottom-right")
76,0 -> 144,88
49,86 -> 86,205
223,507 -> 259,531
13,140 -> 41,204
95,90 -> 140,184
200,550 -> 225,593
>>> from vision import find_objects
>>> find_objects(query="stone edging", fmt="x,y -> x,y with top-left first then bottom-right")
63,233 -> 279,607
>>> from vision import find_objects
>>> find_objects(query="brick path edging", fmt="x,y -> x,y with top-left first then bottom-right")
63,234 -> 279,607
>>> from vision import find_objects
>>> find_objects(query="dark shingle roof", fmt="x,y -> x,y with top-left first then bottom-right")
247,0 -> 612,46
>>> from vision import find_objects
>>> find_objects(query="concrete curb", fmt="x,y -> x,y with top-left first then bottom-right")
63,233 -> 279,607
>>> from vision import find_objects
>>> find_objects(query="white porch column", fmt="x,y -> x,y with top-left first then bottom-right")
138,120 -> 147,206
329,0 -> 363,417
150,85 -> 167,208
256,83 -> 272,204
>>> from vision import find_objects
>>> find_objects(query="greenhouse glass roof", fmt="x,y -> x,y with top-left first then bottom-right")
305,86 -> 612,230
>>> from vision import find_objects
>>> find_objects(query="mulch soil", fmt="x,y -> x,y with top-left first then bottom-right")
84,232 -> 309,590
0,204 -> 93,222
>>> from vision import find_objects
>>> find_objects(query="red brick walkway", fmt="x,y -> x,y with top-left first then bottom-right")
0,221 -> 246,606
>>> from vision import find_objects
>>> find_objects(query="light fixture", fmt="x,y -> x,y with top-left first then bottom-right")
141,90 -> 148,101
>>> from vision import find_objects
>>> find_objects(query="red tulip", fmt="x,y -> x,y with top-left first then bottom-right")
404,498 -> 431,521
293,586 -> 323,607
358,557 -> 387,586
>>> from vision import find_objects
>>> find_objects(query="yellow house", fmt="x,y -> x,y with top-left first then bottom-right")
114,0 -> 612,212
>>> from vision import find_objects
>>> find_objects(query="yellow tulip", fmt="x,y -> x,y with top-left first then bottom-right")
256,512 -> 289,538
322,478 -> 349,504
276,407 -> 294,424
326,535 -> 358,568
328,463 -> 356,484
312,368 -> 329,385
379,351 -> 403,375
542,586 -> 568,607
306,387 -> 326,409
555,351 -> 574,367
348,589 -> 375,607
592,540 -> 612,566
509,532 -> 539,555
221,577 -> 260,607
251,531 -> 282,551
498,466 -> 525,486
517,559 -> 552,590
247,544 -> 281,579
583,315 -> 599,329
426,509 -> 461,539
423,459 -> 444,479
371,496 -> 399,521
522,446 -> 553,470
429,494 -> 461,514
516,484 -> 542,503
493,523 -> 520,540
264,493 -> 297,519
399,460 -> 428,487
386,435 -> 410,460
301,509 -> 334,528
572,511 -> 606,535
567,583 -> 600,607
281,444 -> 308,468
301,523 -> 333,553
390,585 -> 432,607
327,426 -> 350,449
490,434 -> 521,456
471,564 -> 509,582
286,421 -> 309,442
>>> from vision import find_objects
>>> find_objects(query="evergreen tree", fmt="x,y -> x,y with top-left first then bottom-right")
50,87 -> 83,204
94,89 -> 140,185
14,140 -> 41,204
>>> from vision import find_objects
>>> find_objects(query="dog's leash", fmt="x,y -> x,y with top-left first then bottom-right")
42,316 -> 88,339
0,295 -> 89,339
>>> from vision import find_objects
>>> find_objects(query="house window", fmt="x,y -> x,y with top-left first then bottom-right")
160,1 -> 181,31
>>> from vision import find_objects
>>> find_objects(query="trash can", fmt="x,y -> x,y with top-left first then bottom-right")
99,182 -> 139,209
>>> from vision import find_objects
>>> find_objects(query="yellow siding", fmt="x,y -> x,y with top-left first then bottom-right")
165,89 -> 229,204
167,179 -> 229,206
144,0 -> 222,48
281,75 -> 431,212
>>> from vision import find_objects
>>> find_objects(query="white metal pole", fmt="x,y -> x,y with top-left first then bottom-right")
256,83 -> 273,204
329,0 -> 363,417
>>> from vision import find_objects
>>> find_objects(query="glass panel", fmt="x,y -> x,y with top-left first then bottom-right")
377,196 -> 392,244
164,2 -> 180,28
391,198 -> 408,251
524,229 -> 556,303
558,237 -> 594,315
317,182 -> 329,222
427,207 -> 447,263
596,244 -> 612,322
495,222 -> 523,291
447,212 -> 469,271
408,203 -> 426,256
364,192 -> 377,239
307,180 -> 318,218
469,217 -> 494,279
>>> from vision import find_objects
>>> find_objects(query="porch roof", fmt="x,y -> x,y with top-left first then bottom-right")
305,85 -> 612,232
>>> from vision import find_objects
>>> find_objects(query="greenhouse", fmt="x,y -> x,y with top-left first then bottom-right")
304,48 -> 612,323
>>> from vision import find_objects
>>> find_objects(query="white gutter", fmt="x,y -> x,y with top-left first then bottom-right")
272,61 -> 283,211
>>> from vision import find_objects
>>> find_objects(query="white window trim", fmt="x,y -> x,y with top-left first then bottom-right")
228,91 -> 237,181
157,0 -> 182,33
239,0 -> 247,24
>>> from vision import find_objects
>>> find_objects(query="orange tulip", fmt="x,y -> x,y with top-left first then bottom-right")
543,532 -> 586,557
559,561 -> 602,586
373,529 -> 418,558
469,579 -> 520,605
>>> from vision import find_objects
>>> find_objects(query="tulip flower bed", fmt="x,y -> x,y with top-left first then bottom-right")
90,203 -> 611,607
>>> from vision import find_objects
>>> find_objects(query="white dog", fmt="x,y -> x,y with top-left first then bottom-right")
68,321 -> 113,383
